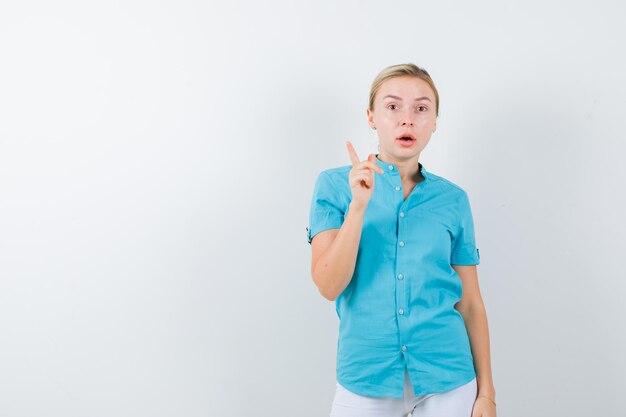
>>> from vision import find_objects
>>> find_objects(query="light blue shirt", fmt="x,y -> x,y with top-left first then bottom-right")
306,155 -> 480,398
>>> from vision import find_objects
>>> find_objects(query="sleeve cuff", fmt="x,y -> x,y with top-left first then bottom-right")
306,222 -> 343,244
451,248 -> 480,265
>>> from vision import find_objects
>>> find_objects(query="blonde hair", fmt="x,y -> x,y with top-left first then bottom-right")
368,63 -> 439,117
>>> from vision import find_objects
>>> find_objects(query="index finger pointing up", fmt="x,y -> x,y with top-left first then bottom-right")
345,141 -> 360,167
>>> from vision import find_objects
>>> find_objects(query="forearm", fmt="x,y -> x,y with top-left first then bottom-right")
313,202 -> 366,301
461,304 -> 496,399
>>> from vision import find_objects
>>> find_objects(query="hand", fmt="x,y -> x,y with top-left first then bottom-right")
345,141 -> 384,209
471,396 -> 497,417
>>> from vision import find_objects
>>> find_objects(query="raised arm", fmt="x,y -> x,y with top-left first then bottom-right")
310,142 -> 383,301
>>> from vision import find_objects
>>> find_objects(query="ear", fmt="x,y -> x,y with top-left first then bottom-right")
366,107 -> 375,128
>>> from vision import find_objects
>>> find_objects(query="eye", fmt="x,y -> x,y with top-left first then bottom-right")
387,104 -> 398,110
417,106 -> 428,112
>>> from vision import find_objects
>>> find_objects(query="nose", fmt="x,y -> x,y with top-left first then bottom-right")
400,110 -> 414,126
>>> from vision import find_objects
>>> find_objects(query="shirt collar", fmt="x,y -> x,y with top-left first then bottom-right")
374,154 -> 433,182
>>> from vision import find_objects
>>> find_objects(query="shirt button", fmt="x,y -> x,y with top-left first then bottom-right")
388,165 -> 394,170
398,273 -> 404,280
399,241 -> 405,247
401,345 -> 407,351
399,212 -> 404,217
395,186 -> 401,191
398,309 -> 404,315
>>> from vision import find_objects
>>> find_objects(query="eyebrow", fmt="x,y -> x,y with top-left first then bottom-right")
382,95 -> 432,102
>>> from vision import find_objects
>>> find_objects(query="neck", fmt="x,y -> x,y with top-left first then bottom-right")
377,152 -> 422,183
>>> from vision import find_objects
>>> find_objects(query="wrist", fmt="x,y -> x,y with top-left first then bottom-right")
476,380 -> 496,406
478,387 -> 495,398
348,201 -> 367,214
476,395 -> 496,407
477,385 -> 495,402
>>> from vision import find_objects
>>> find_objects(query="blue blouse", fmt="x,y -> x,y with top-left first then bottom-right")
306,155 -> 480,398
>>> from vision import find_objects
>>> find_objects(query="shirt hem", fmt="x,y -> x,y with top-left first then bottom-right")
336,370 -> 477,398
336,378 -> 404,399
410,372 -> 477,396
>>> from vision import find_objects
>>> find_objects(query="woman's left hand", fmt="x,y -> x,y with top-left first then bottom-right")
471,397 -> 497,417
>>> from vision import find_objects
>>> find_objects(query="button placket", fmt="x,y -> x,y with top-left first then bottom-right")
396,201 -> 410,323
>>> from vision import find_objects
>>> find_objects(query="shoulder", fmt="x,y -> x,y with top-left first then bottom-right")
425,170 -> 470,203
320,164 -> 351,178
311,164 -> 352,203
316,164 -> 351,190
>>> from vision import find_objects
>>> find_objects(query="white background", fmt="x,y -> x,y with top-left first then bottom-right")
1,1 -> 625,416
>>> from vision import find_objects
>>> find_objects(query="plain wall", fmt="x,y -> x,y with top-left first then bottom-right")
1,1 -> 625,416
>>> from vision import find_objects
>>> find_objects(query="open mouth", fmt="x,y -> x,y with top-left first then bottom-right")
396,133 -> 416,142
396,136 -> 416,146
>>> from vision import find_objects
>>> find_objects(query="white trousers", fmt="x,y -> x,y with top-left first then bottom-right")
329,367 -> 477,417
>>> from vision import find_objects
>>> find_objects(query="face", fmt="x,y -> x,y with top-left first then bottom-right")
366,75 -> 437,162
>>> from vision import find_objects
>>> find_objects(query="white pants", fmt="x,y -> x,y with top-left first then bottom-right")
329,367 -> 477,417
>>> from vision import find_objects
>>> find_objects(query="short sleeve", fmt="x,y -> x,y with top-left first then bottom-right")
306,171 -> 346,244
450,191 -> 480,265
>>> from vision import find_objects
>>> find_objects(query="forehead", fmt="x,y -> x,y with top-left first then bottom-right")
377,76 -> 435,101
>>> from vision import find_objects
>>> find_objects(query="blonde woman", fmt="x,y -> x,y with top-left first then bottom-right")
307,63 -> 496,417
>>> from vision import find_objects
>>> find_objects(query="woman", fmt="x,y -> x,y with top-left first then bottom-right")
306,63 -> 497,417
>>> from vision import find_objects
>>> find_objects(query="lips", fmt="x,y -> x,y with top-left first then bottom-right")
396,133 -> 416,141
396,136 -> 416,147
396,133 -> 416,145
